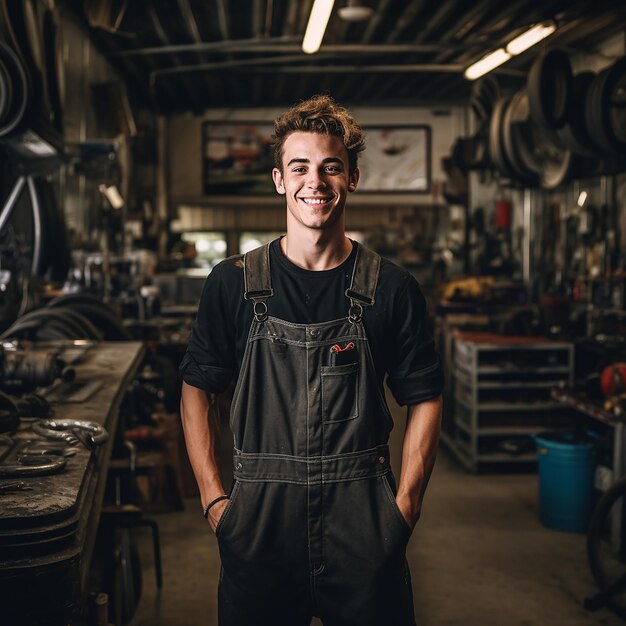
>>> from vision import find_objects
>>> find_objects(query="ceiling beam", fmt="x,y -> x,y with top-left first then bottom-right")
361,0 -> 393,43
147,3 -> 201,110
152,58 -> 466,81
253,0 -> 264,38
215,0 -> 230,40
386,0 -> 427,43
110,41 -> 466,57
261,64 -> 466,73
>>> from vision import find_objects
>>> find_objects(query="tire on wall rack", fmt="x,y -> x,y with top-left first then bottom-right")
470,75 -> 500,128
586,475 -> 626,619
0,306 -> 102,341
527,48 -> 572,131
556,72 -> 598,157
32,178 -> 71,282
585,57 -> 626,156
501,88 -> 539,185
0,40 -> 28,137
489,96 -> 517,181
47,294 -> 133,341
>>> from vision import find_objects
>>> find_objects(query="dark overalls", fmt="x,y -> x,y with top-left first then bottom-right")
216,242 -> 416,626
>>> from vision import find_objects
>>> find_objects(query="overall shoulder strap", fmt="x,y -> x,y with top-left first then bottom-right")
243,242 -> 274,321
345,244 -> 381,322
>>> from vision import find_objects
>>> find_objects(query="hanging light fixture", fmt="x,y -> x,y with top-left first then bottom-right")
464,21 -> 557,80
464,49 -> 511,80
338,0 -> 373,22
506,22 -> 556,55
302,0 -> 335,54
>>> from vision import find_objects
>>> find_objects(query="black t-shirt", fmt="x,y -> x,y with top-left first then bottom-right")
180,239 -> 443,406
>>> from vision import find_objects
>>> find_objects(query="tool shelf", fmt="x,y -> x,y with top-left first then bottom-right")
441,331 -> 575,472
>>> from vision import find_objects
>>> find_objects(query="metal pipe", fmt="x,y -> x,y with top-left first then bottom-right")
522,188 -> 532,284
361,0 -> 393,43
253,0 -> 264,37
151,57 -> 464,79
415,0 -> 464,43
262,63 -> 465,72
215,0 -> 230,40
0,455 -> 66,477
156,115 -> 169,260
264,0 -> 274,38
26,177 -> 42,276
147,3 -> 199,108
177,0 -> 203,42
32,419 -> 109,447
284,1 -> 299,37
110,41 -> 458,57
386,0 -> 426,44
0,177 -> 26,234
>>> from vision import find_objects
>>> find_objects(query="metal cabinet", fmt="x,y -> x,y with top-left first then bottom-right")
441,331 -> 574,472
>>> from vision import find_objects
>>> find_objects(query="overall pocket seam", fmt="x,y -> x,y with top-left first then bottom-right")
380,474 -> 412,534
321,363 -> 359,423
215,480 -> 241,539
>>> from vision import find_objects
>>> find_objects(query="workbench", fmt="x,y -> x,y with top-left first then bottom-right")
0,341 -> 144,626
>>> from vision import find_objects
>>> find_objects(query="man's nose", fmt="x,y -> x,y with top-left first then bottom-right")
306,170 -> 327,188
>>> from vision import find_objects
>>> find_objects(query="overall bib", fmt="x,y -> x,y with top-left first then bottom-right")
216,242 -> 416,626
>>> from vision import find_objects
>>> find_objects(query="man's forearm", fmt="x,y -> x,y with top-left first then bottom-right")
396,395 -> 443,528
180,381 -> 227,508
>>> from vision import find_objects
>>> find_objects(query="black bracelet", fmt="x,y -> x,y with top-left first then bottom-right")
203,494 -> 229,519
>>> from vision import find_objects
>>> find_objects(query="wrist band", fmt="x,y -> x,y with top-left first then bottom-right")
203,494 -> 229,519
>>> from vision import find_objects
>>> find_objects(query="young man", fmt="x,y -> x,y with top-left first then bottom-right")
180,95 -> 443,626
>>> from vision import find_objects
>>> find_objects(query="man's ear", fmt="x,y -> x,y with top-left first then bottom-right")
348,167 -> 360,192
272,168 -> 286,195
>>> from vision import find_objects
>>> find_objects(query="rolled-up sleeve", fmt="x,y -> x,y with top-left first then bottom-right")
386,274 -> 444,406
179,266 -> 237,394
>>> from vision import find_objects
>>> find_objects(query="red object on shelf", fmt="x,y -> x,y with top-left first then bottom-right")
495,200 -> 511,230
600,363 -> 626,397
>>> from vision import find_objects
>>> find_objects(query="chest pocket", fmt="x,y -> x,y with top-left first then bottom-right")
321,362 -> 359,422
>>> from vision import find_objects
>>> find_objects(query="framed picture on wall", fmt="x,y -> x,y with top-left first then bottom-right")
357,126 -> 431,193
202,122 -> 431,195
203,121 -> 275,195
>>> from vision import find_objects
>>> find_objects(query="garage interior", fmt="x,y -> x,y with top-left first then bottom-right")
1,0 -> 626,624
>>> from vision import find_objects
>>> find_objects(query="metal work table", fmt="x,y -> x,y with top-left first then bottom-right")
552,388 -> 626,483
0,341 -> 144,626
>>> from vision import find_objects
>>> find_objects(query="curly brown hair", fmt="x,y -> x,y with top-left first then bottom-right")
272,95 -> 365,173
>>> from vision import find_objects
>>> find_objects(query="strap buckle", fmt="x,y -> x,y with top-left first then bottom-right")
348,302 -> 363,324
244,288 -> 275,301
253,300 -> 269,323
345,288 -> 374,306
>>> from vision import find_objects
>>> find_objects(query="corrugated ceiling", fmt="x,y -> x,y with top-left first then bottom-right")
70,0 -> 626,112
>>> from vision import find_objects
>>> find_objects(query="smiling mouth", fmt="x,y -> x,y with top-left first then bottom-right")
300,197 -> 332,205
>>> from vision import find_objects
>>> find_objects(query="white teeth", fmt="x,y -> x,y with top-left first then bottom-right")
302,198 -> 328,205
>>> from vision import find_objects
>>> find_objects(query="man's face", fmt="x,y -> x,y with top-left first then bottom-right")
272,132 -> 359,233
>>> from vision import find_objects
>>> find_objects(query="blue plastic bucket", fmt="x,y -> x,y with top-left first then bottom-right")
534,431 -> 597,533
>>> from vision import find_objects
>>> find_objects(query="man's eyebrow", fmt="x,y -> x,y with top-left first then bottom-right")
286,157 -> 345,167
287,158 -> 309,166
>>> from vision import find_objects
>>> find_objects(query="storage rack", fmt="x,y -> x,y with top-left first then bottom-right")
441,331 -> 575,472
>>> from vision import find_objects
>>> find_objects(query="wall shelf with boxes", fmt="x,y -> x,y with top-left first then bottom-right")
441,331 -> 575,472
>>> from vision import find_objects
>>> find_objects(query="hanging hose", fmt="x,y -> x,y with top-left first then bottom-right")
0,307 -> 103,341
32,418 -> 109,447
0,454 -> 66,477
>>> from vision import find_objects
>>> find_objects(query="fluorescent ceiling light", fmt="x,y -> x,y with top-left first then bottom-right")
302,0 -> 335,54
506,23 -> 556,56
464,48 -> 511,80
464,21 -> 557,80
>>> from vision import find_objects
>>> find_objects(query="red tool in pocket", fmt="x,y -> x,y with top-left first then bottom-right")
329,342 -> 357,366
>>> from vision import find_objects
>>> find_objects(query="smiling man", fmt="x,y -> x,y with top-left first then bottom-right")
179,95 -> 443,626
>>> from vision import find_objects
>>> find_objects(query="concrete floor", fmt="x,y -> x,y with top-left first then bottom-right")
128,399 -> 624,626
